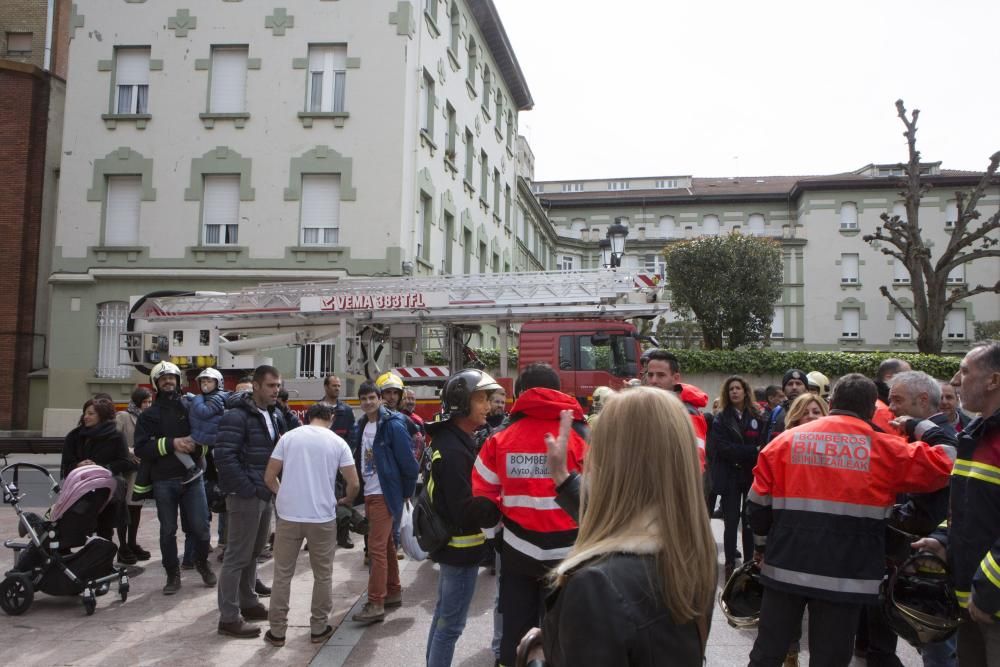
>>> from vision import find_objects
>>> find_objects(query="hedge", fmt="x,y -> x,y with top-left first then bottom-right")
424,348 -> 962,380
666,349 -> 961,380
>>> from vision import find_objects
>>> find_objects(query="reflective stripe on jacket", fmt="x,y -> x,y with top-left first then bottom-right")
749,412 -> 954,603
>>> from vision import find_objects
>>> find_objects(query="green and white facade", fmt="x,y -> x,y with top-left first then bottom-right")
536,165 -> 998,351
41,0 -> 547,425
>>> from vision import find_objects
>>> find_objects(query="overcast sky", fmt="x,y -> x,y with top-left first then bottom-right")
491,0 -> 1000,181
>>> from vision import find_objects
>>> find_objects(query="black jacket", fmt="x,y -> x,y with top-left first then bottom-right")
708,406 -> 764,495
214,392 -> 286,500
542,554 -> 707,666
427,420 -> 489,566
61,421 -> 136,480
135,393 -> 201,482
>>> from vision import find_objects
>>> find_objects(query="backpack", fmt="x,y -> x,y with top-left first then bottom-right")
411,448 -> 457,553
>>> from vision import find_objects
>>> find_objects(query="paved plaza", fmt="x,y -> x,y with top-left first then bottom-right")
0,456 -> 923,666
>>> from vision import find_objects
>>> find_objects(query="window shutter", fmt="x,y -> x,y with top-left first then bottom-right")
203,175 -> 240,244
894,310 -> 912,338
841,254 -> 859,283
893,260 -> 910,283
116,49 -> 150,85
748,214 -> 765,234
771,307 -> 785,337
946,310 -> 966,339
702,215 -> 720,235
842,309 -> 860,337
301,174 -> 340,245
840,202 -> 858,229
105,176 -> 142,246
210,48 -> 248,113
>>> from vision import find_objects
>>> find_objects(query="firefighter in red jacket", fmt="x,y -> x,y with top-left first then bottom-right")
643,348 -> 709,470
747,373 -> 955,666
471,363 -> 588,667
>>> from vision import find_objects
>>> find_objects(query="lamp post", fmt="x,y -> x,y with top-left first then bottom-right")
606,217 -> 629,268
599,238 -> 612,268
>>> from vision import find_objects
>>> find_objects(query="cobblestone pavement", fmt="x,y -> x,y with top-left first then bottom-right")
0,456 -> 924,666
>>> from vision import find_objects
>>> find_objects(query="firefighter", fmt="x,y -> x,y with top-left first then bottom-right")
747,373 -> 955,666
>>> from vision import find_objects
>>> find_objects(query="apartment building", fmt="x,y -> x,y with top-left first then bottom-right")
42,0 -> 535,420
535,163 -> 999,351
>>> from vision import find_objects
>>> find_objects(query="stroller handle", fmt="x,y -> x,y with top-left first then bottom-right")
1,462 -> 60,496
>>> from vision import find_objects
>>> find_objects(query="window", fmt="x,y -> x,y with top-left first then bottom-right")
561,183 -> 584,192
418,193 -> 432,261
840,202 -> 858,230
424,0 -> 437,23
114,48 -> 150,114
202,175 -> 240,245
702,214 -> 720,236
643,253 -> 662,274
946,310 -> 966,339
945,200 -> 958,229
449,2 -> 460,54
209,46 -> 248,113
558,336 -> 573,370
531,183 -> 544,194
841,253 -> 859,284
5,32 -> 31,55
504,185 -> 511,227
607,181 -> 630,191
567,334 -> 637,377
893,261 -> 910,284
307,45 -> 346,113
748,213 -> 766,235
300,174 -> 340,245
463,228 -> 473,273
467,36 -> 477,87
96,302 -> 132,379
492,252 -> 500,274
420,69 -> 435,137
443,212 -> 455,274
445,102 -> 457,159
482,64 -> 491,104
841,308 -> 861,338
659,215 -> 676,238
480,151 -> 488,199
894,310 -> 913,339
656,179 -> 678,189
297,340 -> 335,379
559,255 -> 575,271
479,241 -> 488,273
464,129 -> 474,184
495,90 -> 503,128
771,307 -> 785,338
506,110 -> 514,148
493,168 -> 501,211
892,202 -> 907,223
104,175 -> 142,246
947,264 -> 965,284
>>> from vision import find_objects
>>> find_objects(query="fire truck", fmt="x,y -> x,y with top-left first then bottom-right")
123,269 -> 666,419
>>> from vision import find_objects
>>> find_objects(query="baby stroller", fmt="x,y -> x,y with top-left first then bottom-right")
1,461 -> 129,616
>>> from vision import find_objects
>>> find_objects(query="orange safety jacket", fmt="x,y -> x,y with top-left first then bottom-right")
872,399 -> 898,435
472,387 -> 587,576
747,411 -> 954,603
677,383 -> 709,472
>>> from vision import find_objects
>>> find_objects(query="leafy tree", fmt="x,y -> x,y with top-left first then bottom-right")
863,100 -> 1000,353
662,233 -> 783,350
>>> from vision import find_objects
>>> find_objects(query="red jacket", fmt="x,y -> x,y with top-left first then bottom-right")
677,383 -> 709,471
748,412 -> 954,603
472,387 -> 587,575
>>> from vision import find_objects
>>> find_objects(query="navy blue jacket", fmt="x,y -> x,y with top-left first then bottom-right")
214,391 -> 287,501
135,393 -> 201,482
708,406 -> 764,495
189,390 -> 229,446
351,406 -> 419,521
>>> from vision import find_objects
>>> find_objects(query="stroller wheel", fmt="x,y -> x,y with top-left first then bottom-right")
82,595 -> 96,616
119,580 -> 129,602
0,576 -> 34,616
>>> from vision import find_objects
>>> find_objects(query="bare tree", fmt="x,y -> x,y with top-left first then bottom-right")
863,100 -> 1000,354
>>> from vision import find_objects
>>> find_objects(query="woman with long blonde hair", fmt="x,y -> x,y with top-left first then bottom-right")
518,387 -> 716,666
784,393 -> 829,429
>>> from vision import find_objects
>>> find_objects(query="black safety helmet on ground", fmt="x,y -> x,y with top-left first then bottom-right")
719,561 -> 764,628
883,550 -> 961,648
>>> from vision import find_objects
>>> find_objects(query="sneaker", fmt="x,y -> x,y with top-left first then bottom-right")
396,547 -> 405,560
384,592 -> 402,609
129,543 -> 151,561
195,560 -> 217,587
241,603 -> 269,621
264,630 -> 285,647
181,466 -> 204,485
117,546 -> 138,565
163,570 -> 181,595
180,561 -> 194,570
310,625 -> 333,643
254,579 -> 271,597
218,620 -> 261,639
352,602 -> 385,624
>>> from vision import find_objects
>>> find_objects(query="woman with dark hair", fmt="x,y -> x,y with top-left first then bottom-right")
116,387 -> 153,562
62,397 -> 136,553
708,375 -> 764,580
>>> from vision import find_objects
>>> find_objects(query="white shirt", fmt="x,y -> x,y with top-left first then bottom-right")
258,408 -> 276,441
361,421 -> 382,496
271,425 -> 354,523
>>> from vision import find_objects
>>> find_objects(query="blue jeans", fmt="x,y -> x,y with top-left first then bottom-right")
920,634 -> 957,667
426,563 -> 479,667
152,479 -> 210,571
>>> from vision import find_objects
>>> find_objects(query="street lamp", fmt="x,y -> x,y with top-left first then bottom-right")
606,217 -> 629,268
599,238 -> 612,268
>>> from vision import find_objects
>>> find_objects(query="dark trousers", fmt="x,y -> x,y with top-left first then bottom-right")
498,566 -> 547,666
721,485 -> 752,564
958,612 -> 1000,666
857,604 -> 900,665
152,479 -> 210,571
749,586 -> 861,667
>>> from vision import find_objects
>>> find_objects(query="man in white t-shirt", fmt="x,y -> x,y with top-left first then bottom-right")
262,403 -> 359,647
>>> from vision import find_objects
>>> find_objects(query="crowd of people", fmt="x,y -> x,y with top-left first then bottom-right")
56,341 -> 1000,666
